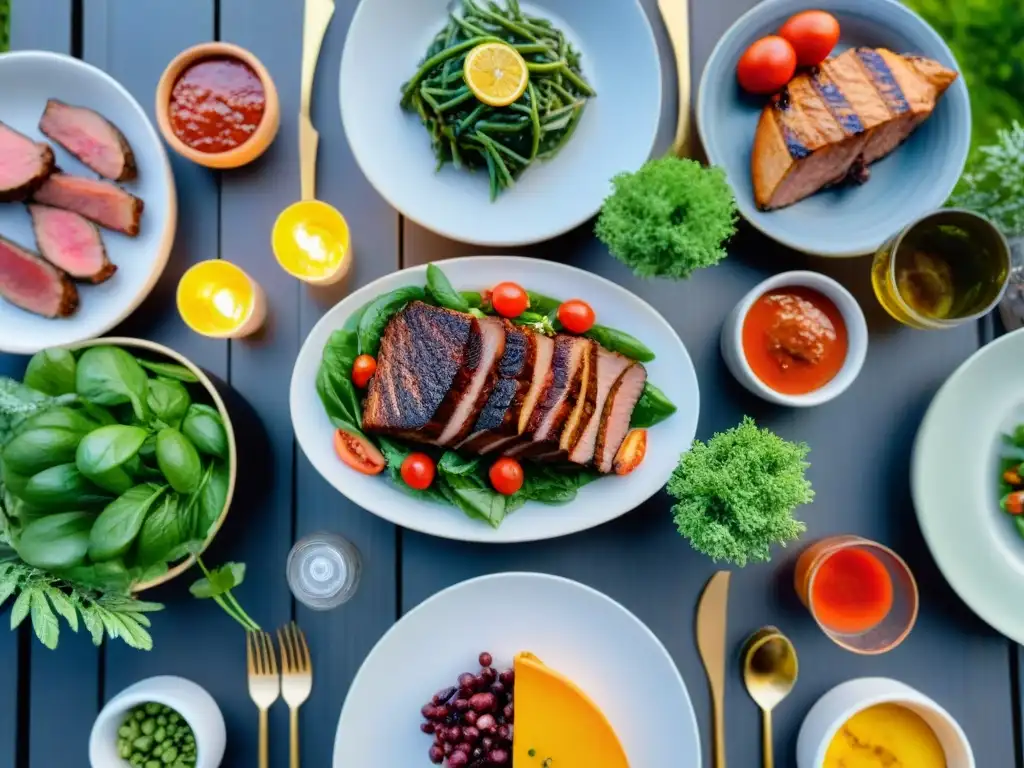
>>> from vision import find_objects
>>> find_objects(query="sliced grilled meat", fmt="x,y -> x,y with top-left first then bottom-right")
477,332 -> 554,455
33,174 -> 144,236
29,204 -> 115,284
0,235 -> 78,318
436,315 -> 506,446
531,338 -> 598,461
0,122 -> 55,202
595,363 -> 647,474
363,302 -> 474,437
39,99 -> 137,182
568,347 -> 633,465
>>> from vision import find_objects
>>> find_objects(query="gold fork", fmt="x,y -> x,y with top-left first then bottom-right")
247,630 -> 280,768
278,622 -> 314,768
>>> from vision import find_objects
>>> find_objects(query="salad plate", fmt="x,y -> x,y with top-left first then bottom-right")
0,52 -> 176,353
333,572 -> 701,766
290,256 -> 699,543
912,329 -> 1024,645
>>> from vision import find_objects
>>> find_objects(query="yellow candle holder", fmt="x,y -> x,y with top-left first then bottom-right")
272,200 -> 352,286
177,260 -> 267,339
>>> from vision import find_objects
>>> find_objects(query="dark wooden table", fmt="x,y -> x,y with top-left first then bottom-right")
1,0 -> 1019,766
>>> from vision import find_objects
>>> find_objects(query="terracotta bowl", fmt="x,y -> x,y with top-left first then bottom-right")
155,42 -> 280,170
68,337 -> 238,592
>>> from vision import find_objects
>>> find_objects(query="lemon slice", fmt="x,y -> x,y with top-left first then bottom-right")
464,42 -> 529,107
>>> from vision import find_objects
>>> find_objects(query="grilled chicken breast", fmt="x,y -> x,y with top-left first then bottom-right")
752,48 -> 958,210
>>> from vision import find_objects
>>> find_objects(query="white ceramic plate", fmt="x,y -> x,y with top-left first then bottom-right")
333,572 -> 700,767
290,256 -> 699,543
0,51 -> 176,354
340,0 -> 661,246
912,329 -> 1024,643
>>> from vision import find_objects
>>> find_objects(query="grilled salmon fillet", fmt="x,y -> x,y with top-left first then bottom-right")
752,48 -> 958,211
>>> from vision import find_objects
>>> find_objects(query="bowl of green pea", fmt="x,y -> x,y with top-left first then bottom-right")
89,676 -> 226,768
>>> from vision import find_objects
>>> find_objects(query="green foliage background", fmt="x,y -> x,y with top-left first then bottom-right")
0,0 -> 9,53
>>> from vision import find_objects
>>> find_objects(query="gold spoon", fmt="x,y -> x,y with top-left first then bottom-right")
742,627 -> 798,768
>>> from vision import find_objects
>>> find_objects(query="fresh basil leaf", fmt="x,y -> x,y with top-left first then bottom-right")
155,428 -> 202,494
426,264 -> 471,312
525,291 -> 561,314
146,379 -> 191,429
135,358 -> 200,383
75,425 -> 148,490
75,346 -> 149,421
437,451 -> 480,476
163,539 -> 205,563
197,462 -> 229,537
440,475 -> 507,528
61,559 -> 132,593
24,349 -> 77,396
317,331 -> 363,430
88,483 -> 167,562
135,494 -> 182,567
77,402 -> 117,426
19,463 -> 112,510
181,404 -> 228,459
190,561 -> 246,599
3,427 -> 82,476
629,382 -> 677,429
357,286 -> 425,357
16,511 -> 94,570
19,407 -> 98,435
129,560 -> 169,585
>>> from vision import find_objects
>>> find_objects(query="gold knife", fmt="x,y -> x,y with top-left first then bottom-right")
299,0 -> 336,202
657,0 -> 693,157
696,570 -> 731,768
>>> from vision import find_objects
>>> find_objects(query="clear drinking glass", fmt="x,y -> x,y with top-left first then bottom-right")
286,532 -> 362,610
794,535 -> 918,654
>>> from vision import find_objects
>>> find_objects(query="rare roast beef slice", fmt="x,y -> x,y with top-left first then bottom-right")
33,173 -> 144,237
29,204 -> 115,284
595,363 -> 648,474
39,99 -> 137,182
0,234 -> 78,318
0,122 -> 55,202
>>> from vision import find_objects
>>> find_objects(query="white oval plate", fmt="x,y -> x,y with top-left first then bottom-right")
333,572 -> 700,767
340,0 -> 661,247
291,256 -> 699,543
0,51 -> 176,354
912,329 -> 1024,643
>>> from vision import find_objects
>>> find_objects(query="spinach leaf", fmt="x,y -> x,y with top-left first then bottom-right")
135,358 -> 199,383
19,463 -> 112,510
426,264 -> 471,312
16,512 -> 94,570
377,437 -> 446,503
19,407 -> 98,435
181,404 -> 228,459
190,561 -> 246,599
357,286 -> 425,357
584,325 -> 656,362
75,425 -> 148,480
197,462 -> 230,537
135,494 -> 183,567
75,346 -> 149,421
317,330 -> 363,429
520,465 -> 586,504
155,428 -> 202,494
629,382 -> 677,428
146,378 -> 191,428
461,291 -> 483,308
439,474 -> 507,528
525,291 -> 561,314
437,451 -> 480,476
24,349 -> 77,396
88,483 -> 166,562
3,427 -> 82,476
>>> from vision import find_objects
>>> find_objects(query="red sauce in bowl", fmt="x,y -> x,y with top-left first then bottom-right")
169,57 -> 266,154
741,286 -> 848,395
810,547 -> 894,635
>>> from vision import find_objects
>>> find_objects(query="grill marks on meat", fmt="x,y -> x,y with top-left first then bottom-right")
33,173 -> 144,236
568,348 -> 633,466
753,48 -> 958,210
436,315 -> 506,446
29,204 -> 115,284
458,324 -> 532,452
0,122 -> 55,202
363,302 -> 474,436
39,99 -> 137,182
595,363 -> 647,474
0,234 -> 78,318
476,332 -> 554,455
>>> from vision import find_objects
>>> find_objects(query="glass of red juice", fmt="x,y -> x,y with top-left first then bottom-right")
794,535 -> 918,654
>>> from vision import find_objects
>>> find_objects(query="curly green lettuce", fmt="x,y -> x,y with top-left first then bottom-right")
595,157 -> 738,279
668,417 -> 813,566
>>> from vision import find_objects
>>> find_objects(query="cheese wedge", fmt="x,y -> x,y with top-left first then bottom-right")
512,652 -> 629,768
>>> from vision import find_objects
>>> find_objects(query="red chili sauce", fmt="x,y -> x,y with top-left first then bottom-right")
169,57 -> 265,154
741,286 -> 847,395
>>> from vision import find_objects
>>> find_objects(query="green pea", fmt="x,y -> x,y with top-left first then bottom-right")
145,703 -> 161,715
119,725 -> 132,738
147,761 -> 161,768
119,742 -> 133,759
153,743 -> 165,757
157,715 -> 167,726
130,755 -> 145,767
133,735 -> 153,751
141,719 -> 156,736
134,710 -> 146,721
154,727 -> 166,743
162,746 -> 179,763
169,714 -> 180,724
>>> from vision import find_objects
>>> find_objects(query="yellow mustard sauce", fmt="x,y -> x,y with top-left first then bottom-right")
823,703 -> 946,768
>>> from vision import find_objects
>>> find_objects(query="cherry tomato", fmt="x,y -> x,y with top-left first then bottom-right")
737,36 -> 797,95
352,354 -> 377,388
491,282 -> 530,318
557,299 -> 596,334
489,457 -> 524,495
778,11 -> 840,67
1004,491 -> 1024,516
333,428 -> 385,475
401,452 -> 436,490
613,429 -> 647,476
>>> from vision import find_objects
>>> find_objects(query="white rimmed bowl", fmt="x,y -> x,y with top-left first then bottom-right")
89,676 -> 226,768
720,270 -> 868,407
796,677 -> 974,767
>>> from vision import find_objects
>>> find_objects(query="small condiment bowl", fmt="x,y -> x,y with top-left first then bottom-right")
89,676 -> 226,768
177,260 -> 268,339
272,200 -> 353,286
796,678 -> 974,768
156,42 -> 280,169
720,270 -> 868,407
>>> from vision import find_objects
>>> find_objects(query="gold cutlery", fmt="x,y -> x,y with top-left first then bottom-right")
300,0 -> 336,201
696,570 -> 730,768
247,629 -> 281,768
742,627 -> 798,768
657,0 -> 693,157
279,622 -> 314,768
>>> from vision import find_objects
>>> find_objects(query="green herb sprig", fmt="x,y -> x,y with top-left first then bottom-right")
668,417 -> 813,566
949,121 -> 1024,238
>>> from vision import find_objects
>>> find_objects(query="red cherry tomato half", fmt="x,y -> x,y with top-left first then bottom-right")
778,11 -> 840,67
491,282 -> 530,318
489,457 -> 524,496
352,354 -> 377,389
557,299 -> 596,334
737,36 -> 797,94
333,428 -> 385,475
401,452 -> 436,490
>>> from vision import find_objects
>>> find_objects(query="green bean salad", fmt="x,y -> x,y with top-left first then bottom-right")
117,703 -> 196,767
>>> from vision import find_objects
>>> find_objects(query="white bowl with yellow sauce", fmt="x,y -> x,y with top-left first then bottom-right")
797,678 -> 973,768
